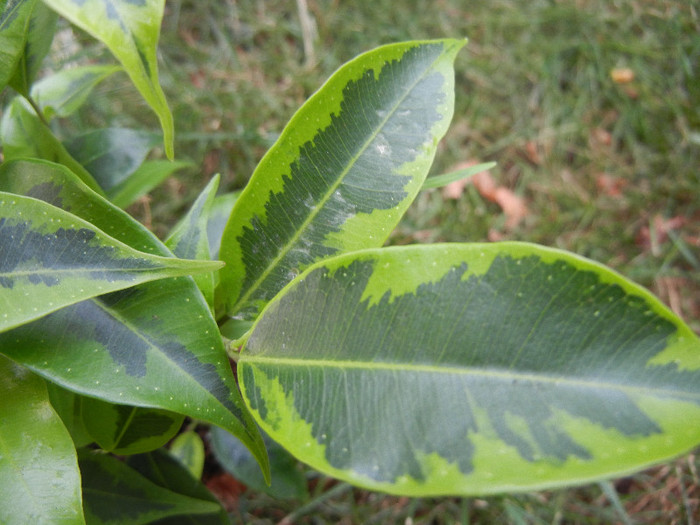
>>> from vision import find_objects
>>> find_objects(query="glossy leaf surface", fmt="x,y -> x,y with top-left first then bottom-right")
0,0 -> 36,90
109,159 -> 193,209
206,191 -> 239,260
32,64 -> 122,120
0,159 -> 269,480
43,0 -> 174,158
0,191 -> 221,332
240,244 -> 700,496
79,449 -> 219,524
81,397 -> 184,455
166,175 -> 220,309
8,0 -> 57,94
169,430 -> 205,479
0,355 -> 84,524
46,382 -> 93,447
218,39 -> 463,319
0,96 -> 103,193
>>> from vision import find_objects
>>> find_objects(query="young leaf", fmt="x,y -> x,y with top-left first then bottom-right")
0,159 -> 269,481
8,1 -> 57,95
0,96 -> 104,194
166,175 -> 220,308
207,191 -> 240,260
31,64 -> 123,121
0,0 -> 37,91
239,243 -> 700,496
169,430 -> 206,480
421,161 -> 497,189
218,39 -> 464,319
0,355 -> 85,524
81,397 -> 184,455
109,159 -> 193,209
43,0 -> 174,158
0,192 -> 222,333
127,448 -> 228,525
79,449 -> 220,524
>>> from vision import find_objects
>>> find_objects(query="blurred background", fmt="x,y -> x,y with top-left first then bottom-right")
29,0 -> 700,522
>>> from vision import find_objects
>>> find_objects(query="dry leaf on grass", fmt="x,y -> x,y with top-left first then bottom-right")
611,67 -> 635,84
441,160 -> 528,230
636,214 -> 687,255
472,171 -> 529,230
595,173 -> 628,197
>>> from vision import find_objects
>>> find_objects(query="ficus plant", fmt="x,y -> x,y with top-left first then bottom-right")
1,1 -> 699,523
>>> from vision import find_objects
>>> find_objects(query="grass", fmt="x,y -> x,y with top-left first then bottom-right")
9,0 -> 700,522
143,0 -> 699,331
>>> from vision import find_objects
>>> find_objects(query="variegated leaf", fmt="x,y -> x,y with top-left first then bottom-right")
0,159 -> 269,480
0,191 -> 222,333
218,39 -> 464,319
81,397 -> 184,455
239,244 -> 700,496
79,449 -> 219,524
166,175 -> 220,309
42,0 -> 174,158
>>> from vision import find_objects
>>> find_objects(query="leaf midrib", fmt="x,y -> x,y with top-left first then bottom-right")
87,297 -> 235,420
241,355 -> 700,401
232,46 -> 446,314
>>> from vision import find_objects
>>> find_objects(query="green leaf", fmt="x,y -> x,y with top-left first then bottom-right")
0,96 -> 104,194
31,64 -> 123,121
81,397 -> 184,455
0,0 -> 37,91
79,449 -> 220,524
210,426 -> 308,500
239,243 -> 700,496
0,191 -> 222,333
0,355 -> 85,524
109,159 -> 193,209
166,175 -> 220,309
0,159 -> 270,482
42,0 -> 174,158
46,382 -> 93,447
0,158 -> 165,253
421,161 -> 497,189
218,39 -> 464,319
127,448 -> 228,525
207,191 -> 240,260
8,1 -> 57,94
169,430 -> 205,480
64,127 -> 161,194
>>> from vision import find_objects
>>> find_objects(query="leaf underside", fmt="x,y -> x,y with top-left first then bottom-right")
218,39 -> 463,319
239,243 -> 700,496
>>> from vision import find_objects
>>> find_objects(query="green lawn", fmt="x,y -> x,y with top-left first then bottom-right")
35,0 -> 700,522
